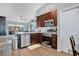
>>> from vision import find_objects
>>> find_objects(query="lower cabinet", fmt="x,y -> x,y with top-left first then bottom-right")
30,33 -> 57,49
51,34 -> 57,49
30,33 -> 42,45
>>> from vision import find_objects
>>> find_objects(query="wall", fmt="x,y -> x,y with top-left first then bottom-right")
36,3 -> 56,17
57,3 -> 78,53
57,3 -> 76,52
58,5 -> 79,54
36,3 -> 77,17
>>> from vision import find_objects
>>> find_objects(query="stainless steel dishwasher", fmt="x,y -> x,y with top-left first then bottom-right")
17,32 -> 30,48
21,33 -> 30,48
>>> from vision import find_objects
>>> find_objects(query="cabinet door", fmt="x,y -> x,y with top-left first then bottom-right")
51,34 -> 57,49
30,33 -> 42,45
37,19 -> 44,27
37,11 -> 57,27
30,34 -> 34,45
30,34 -> 37,45
36,33 -> 42,43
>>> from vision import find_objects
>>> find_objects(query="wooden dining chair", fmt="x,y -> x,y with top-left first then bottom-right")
69,35 -> 79,56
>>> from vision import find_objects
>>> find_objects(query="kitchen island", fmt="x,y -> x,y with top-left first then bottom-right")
15,31 -> 57,49
15,32 -> 43,48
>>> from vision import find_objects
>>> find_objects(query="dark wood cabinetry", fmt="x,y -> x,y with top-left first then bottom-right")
51,34 -> 57,49
30,33 -> 42,45
36,10 -> 57,49
37,10 -> 57,27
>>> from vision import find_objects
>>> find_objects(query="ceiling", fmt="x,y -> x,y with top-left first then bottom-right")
0,3 -> 77,22
6,3 -> 45,16
0,3 -> 45,22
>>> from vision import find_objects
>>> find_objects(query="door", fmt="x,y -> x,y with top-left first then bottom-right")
60,7 -> 79,52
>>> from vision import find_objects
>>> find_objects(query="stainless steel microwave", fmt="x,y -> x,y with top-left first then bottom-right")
44,19 -> 54,27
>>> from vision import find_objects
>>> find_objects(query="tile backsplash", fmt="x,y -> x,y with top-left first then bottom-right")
34,26 -> 57,33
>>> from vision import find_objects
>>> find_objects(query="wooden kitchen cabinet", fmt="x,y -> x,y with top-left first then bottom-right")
36,10 -> 57,49
51,34 -> 57,49
30,33 -> 42,45
37,10 -> 57,27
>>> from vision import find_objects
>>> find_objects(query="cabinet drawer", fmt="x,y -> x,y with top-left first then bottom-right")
51,34 -> 57,49
30,33 -> 42,45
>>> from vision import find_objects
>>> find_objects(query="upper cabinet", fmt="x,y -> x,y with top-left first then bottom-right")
36,10 -> 57,27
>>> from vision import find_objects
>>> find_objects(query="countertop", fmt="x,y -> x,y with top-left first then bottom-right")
15,32 -> 44,34
15,32 -> 57,35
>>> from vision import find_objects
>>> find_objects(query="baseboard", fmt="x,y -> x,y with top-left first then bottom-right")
57,49 -> 61,52
57,49 -> 73,55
